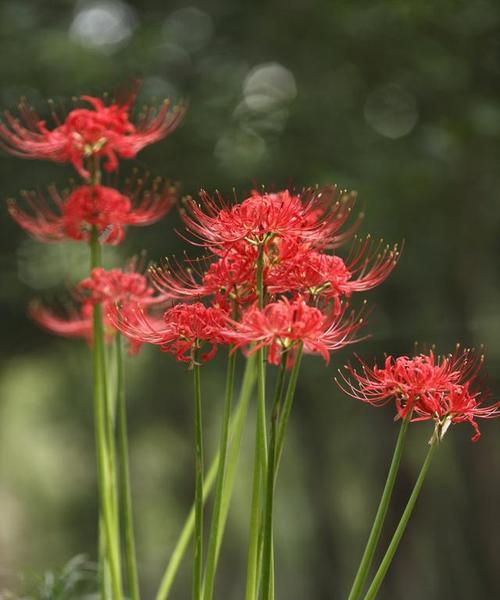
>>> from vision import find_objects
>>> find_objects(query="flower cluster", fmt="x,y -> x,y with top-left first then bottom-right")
226,297 -> 366,365
0,94 -> 185,179
32,263 -> 168,354
8,178 -> 178,245
113,186 -> 394,366
4,91 -> 182,246
108,302 -> 229,364
338,349 -> 499,441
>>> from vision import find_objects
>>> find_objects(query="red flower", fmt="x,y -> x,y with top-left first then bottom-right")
0,95 -> 185,179
31,263 -> 167,353
338,349 -> 498,441
181,186 -> 359,252
267,238 -> 399,301
77,265 -> 168,309
150,248 -> 258,308
226,297 -> 365,365
8,178 -> 177,244
108,302 -> 229,364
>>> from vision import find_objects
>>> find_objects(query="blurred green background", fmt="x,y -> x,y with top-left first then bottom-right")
1,1 -> 500,598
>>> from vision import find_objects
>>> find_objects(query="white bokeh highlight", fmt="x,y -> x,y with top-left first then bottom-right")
69,0 -> 137,52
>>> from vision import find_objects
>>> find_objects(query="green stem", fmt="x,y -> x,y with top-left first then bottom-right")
90,229 -> 122,600
155,354 -> 256,600
362,441 -> 437,600
347,416 -> 411,600
261,353 -> 288,600
275,346 -> 303,472
116,334 -> 141,600
245,244 -> 268,600
104,333 -> 120,558
202,349 -> 237,600
214,353 -> 256,556
193,351 -> 204,600
98,516 -> 112,600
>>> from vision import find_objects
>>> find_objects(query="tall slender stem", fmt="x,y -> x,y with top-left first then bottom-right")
261,353 -> 288,600
104,333 -> 120,554
274,346 -> 303,473
90,228 -> 122,600
116,334 -> 141,600
362,441 -> 437,600
99,517 -> 112,599
203,349 -> 237,600
347,416 -> 411,600
193,350 -> 204,600
214,354 -> 256,556
155,355 -> 257,600
245,244 -> 268,600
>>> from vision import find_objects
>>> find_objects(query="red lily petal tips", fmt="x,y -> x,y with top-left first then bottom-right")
337,348 -> 499,441
227,297 -> 365,366
181,186 -> 359,252
150,248 -> 258,308
0,94 -> 185,179
109,302 -> 230,364
267,237 -> 400,300
31,262 -> 167,353
30,300 -> 95,341
8,178 -> 178,244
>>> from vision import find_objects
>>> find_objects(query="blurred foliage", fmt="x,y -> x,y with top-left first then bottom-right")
1,555 -> 96,600
1,0 -> 500,599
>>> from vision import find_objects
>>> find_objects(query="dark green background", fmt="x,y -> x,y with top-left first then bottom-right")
1,1 -> 499,598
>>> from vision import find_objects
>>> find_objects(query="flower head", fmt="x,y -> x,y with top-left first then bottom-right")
338,348 -> 498,441
150,248 -> 258,308
181,186 -> 359,252
108,302 -> 229,364
8,177 -> 177,244
0,94 -> 185,178
77,264 -> 167,308
227,297 -> 365,365
267,237 -> 399,302
31,262 -> 166,353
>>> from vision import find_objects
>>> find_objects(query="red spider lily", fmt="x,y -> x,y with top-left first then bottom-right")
0,95 -> 185,179
108,302 -> 230,364
31,264 -> 167,354
8,178 -> 178,244
77,265 -> 169,309
180,186 -> 359,252
267,237 -> 400,301
150,248 -> 258,308
337,349 -> 498,441
226,297 -> 365,365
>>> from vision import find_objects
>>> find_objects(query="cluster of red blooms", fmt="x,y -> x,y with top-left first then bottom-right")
2,89 -> 183,350
108,185 -> 398,366
5,88 -> 496,442
8,178 -> 178,245
3,92 -> 183,243
31,264 -> 168,354
338,349 -> 500,441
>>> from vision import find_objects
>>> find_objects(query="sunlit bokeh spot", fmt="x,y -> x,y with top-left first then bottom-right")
162,7 -> 213,53
214,126 -> 268,173
243,62 -> 297,112
364,83 -> 418,139
69,0 -> 137,52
